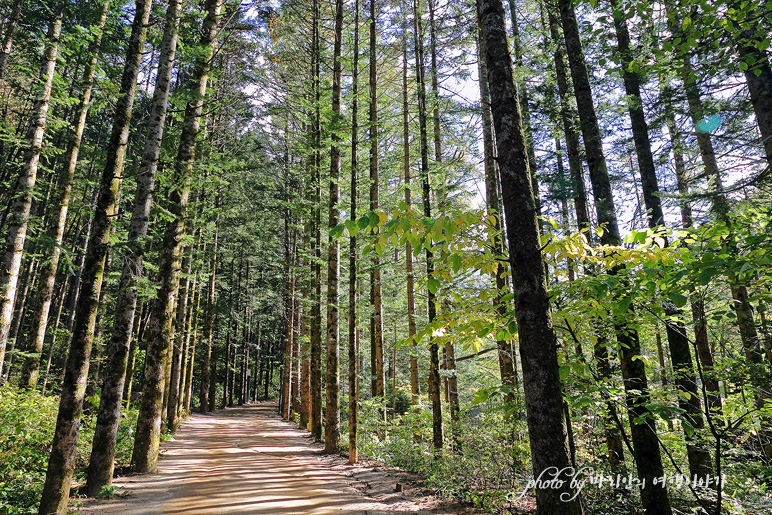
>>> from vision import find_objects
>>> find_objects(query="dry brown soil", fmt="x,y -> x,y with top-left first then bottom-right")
75,401 -> 478,515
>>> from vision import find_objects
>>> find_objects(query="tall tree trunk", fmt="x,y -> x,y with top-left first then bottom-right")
308,0 -> 323,441
611,0 -> 712,479
669,2 -> 771,460
131,0 -> 221,473
38,0 -> 152,510
347,0 -> 360,464
2,255 -> 36,381
225,261 -> 236,408
477,31 -> 518,402
545,8 -> 589,231
369,0 -> 385,403
476,0 -> 581,511
200,196 -> 221,413
324,0 -> 344,454
281,210 -> 293,419
428,0 -> 460,433
734,24 -> 772,166
403,0 -> 419,406
18,0 -> 110,390
184,263 -> 203,415
0,7 -> 62,374
123,303 -> 143,408
413,0 -> 442,450
556,1 -> 672,512
168,226 -> 196,430
609,0 -> 663,228
660,3 -> 724,418
84,0 -> 182,493
507,0 -> 541,215
40,275 -> 68,396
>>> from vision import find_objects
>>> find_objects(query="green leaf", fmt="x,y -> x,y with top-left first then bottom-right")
427,278 -> 440,295
345,220 -> 359,237
358,215 -> 370,230
451,253 -> 463,273
668,292 -> 688,308
507,320 -> 518,335
329,224 -> 345,238
472,389 -> 490,404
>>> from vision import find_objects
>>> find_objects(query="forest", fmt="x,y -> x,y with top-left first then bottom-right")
0,0 -> 770,513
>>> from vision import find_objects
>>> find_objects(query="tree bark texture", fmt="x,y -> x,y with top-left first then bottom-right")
0,9 -> 62,375
18,0 -> 110,390
477,0 -> 581,512
38,0 -> 152,510
132,0 -> 220,473
323,0 -> 344,454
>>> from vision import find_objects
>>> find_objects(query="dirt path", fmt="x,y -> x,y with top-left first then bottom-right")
77,402 -> 475,515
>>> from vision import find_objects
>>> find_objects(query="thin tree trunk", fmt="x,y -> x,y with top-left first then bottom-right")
369,0 -> 385,404
507,0 -> 540,215
0,8 -> 62,374
476,0 -> 581,511
609,0 -> 663,228
2,255 -> 36,381
19,4 -> 116,383
200,195 -> 220,413
309,0 -> 323,441
402,2 -> 419,407
123,304 -> 143,408
38,0 -> 152,510
41,275 -> 68,396
184,263 -> 203,415
281,212 -> 293,419
546,7 -> 589,231
323,0 -> 344,454
611,0 -> 712,479
168,228 -> 196,430
556,1 -> 672,512
735,25 -> 772,166
413,0 -> 442,450
477,30 -> 518,402
0,0 -> 23,81
429,0 -> 460,434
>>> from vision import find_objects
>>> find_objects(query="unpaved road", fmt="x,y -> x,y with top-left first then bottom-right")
76,402 -> 474,515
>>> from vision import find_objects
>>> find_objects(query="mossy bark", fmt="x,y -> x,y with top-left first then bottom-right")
131,0 -> 221,473
38,0 -> 151,510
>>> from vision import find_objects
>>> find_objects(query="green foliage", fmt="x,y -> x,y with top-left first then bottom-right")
0,388 -> 139,514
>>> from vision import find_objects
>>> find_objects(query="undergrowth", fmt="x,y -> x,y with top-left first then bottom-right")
0,387 -> 138,515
